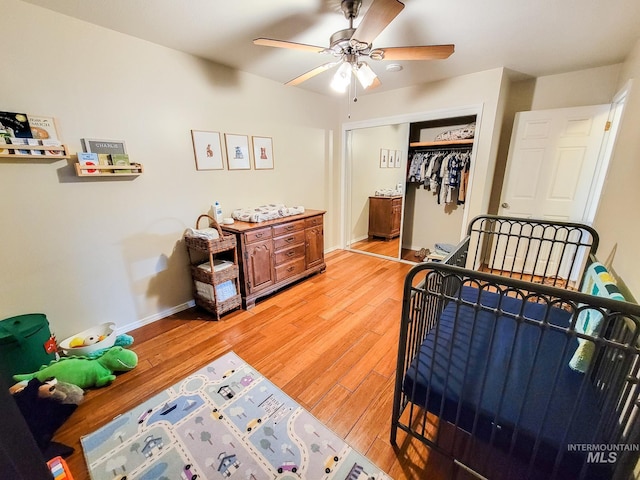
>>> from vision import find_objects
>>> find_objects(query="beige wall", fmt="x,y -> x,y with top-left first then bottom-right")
0,0 -> 339,338
593,39 -> 640,300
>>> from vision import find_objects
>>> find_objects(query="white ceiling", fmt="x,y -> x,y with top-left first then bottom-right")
23,0 -> 640,97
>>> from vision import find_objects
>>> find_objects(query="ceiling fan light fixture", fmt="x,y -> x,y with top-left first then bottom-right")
330,61 -> 353,93
354,62 -> 377,88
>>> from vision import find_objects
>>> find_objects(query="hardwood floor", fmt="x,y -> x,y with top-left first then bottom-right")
55,250 -> 455,479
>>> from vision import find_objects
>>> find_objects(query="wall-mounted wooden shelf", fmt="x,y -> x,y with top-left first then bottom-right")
74,163 -> 144,177
409,139 -> 474,148
0,143 -> 70,159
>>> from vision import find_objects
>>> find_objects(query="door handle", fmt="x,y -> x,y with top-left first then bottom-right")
501,202 -> 510,209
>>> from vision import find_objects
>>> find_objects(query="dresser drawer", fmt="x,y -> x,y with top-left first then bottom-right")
274,244 -> 305,265
273,231 -> 305,250
275,258 -> 305,282
244,227 -> 272,244
272,220 -> 304,237
305,215 -> 323,228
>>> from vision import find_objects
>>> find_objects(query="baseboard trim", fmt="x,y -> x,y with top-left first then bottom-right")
115,300 -> 196,335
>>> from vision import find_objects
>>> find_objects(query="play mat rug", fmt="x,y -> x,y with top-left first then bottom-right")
81,351 -> 391,479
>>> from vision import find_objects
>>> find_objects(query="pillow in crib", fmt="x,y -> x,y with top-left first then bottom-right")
569,262 -> 624,373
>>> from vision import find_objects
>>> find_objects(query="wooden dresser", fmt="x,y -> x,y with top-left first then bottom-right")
368,196 -> 402,240
221,210 -> 326,308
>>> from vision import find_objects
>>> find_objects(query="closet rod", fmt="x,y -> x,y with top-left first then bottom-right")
410,145 -> 473,152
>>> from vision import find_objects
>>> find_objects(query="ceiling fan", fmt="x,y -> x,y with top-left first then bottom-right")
253,0 -> 454,92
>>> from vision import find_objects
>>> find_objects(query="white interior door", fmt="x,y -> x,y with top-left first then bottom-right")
492,104 -> 610,276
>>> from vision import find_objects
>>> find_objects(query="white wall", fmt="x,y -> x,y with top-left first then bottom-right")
530,64 -> 622,110
0,0 -> 339,338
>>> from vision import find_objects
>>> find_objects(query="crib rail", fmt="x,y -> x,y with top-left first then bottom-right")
392,261 -> 640,480
464,215 -> 599,289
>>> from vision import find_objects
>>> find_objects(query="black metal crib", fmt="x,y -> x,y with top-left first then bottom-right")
391,215 -> 640,480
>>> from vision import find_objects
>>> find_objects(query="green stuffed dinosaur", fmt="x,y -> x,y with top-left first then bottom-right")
13,346 -> 138,389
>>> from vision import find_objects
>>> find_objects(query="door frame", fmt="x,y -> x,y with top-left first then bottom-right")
583,80 -> 631,223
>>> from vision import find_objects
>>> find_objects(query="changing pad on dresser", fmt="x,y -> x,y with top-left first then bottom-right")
231,204 -> 305,223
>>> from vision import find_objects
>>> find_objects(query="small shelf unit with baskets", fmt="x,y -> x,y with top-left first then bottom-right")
0,143 -> 70,159
185,215 -> 242,320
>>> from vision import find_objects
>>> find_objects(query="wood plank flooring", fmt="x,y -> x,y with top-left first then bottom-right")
54,250 -> 455,479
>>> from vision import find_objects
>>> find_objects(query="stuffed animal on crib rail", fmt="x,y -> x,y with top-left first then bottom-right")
13,346 -> 138,389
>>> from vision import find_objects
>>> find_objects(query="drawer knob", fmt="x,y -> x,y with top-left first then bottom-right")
287,225 -> 294,230
286,237 -> 294,243
256,233 -> 263,238
287,251 -> 294,257
287,266 -> 295,272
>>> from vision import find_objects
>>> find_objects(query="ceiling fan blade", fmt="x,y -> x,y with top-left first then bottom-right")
253,37 -> 325,53
374,44 -> 455,60
286,62 -> 339,86
351,0 -> 404,46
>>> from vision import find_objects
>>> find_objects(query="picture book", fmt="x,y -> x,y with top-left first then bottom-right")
8,137 -> 29,155
28,115 -> 59,140
27,138 -> 43,155
78,152 -> 100,174
0,112 -> 32,138
41,139 -> 63,156
110,153 -> 132,173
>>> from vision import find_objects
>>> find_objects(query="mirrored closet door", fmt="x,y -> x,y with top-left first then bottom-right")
347,123 -> 409,260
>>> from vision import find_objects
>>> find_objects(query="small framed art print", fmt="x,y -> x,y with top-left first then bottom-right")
191,130 -> 224,170
225,134 -> 251,170
252,136 -> 274,169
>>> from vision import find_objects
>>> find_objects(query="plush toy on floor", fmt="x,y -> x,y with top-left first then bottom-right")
13,346 -> 138,389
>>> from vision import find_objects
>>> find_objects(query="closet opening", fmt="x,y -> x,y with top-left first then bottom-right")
402,115 -> 477,262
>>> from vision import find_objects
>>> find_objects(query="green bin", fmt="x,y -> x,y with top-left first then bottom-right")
0,313 -> 57,387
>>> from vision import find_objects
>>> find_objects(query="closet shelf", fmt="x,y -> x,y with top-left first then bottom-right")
409,139 -> 474,148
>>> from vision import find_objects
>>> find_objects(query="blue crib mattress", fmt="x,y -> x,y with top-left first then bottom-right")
404,286 -> 604,458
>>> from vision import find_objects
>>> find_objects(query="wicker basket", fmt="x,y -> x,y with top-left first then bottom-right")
191,263 -> 239,285
194,293 -> 242,317
184,214 -> 236,253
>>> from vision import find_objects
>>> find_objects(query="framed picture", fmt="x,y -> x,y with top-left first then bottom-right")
387,150 -> 395,168
191,130 -> 224,170
380,149 -> 388,168
224,134 -> 251,170
81,138 -> 127,155
252,136 -> 274,170
395,150 -> 402,168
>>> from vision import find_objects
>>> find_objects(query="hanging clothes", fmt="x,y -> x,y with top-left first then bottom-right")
406,147 -> 472,207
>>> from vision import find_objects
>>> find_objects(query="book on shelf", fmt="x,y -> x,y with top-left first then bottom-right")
27,138 -> 43,155
0,111 -> 32,139
110,153 -> 132,173
97,153 -> 111,167
41,139 -> 63,156
78,152 -> 100,174
28,115 -> 59,141
8,137 -> 29,155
